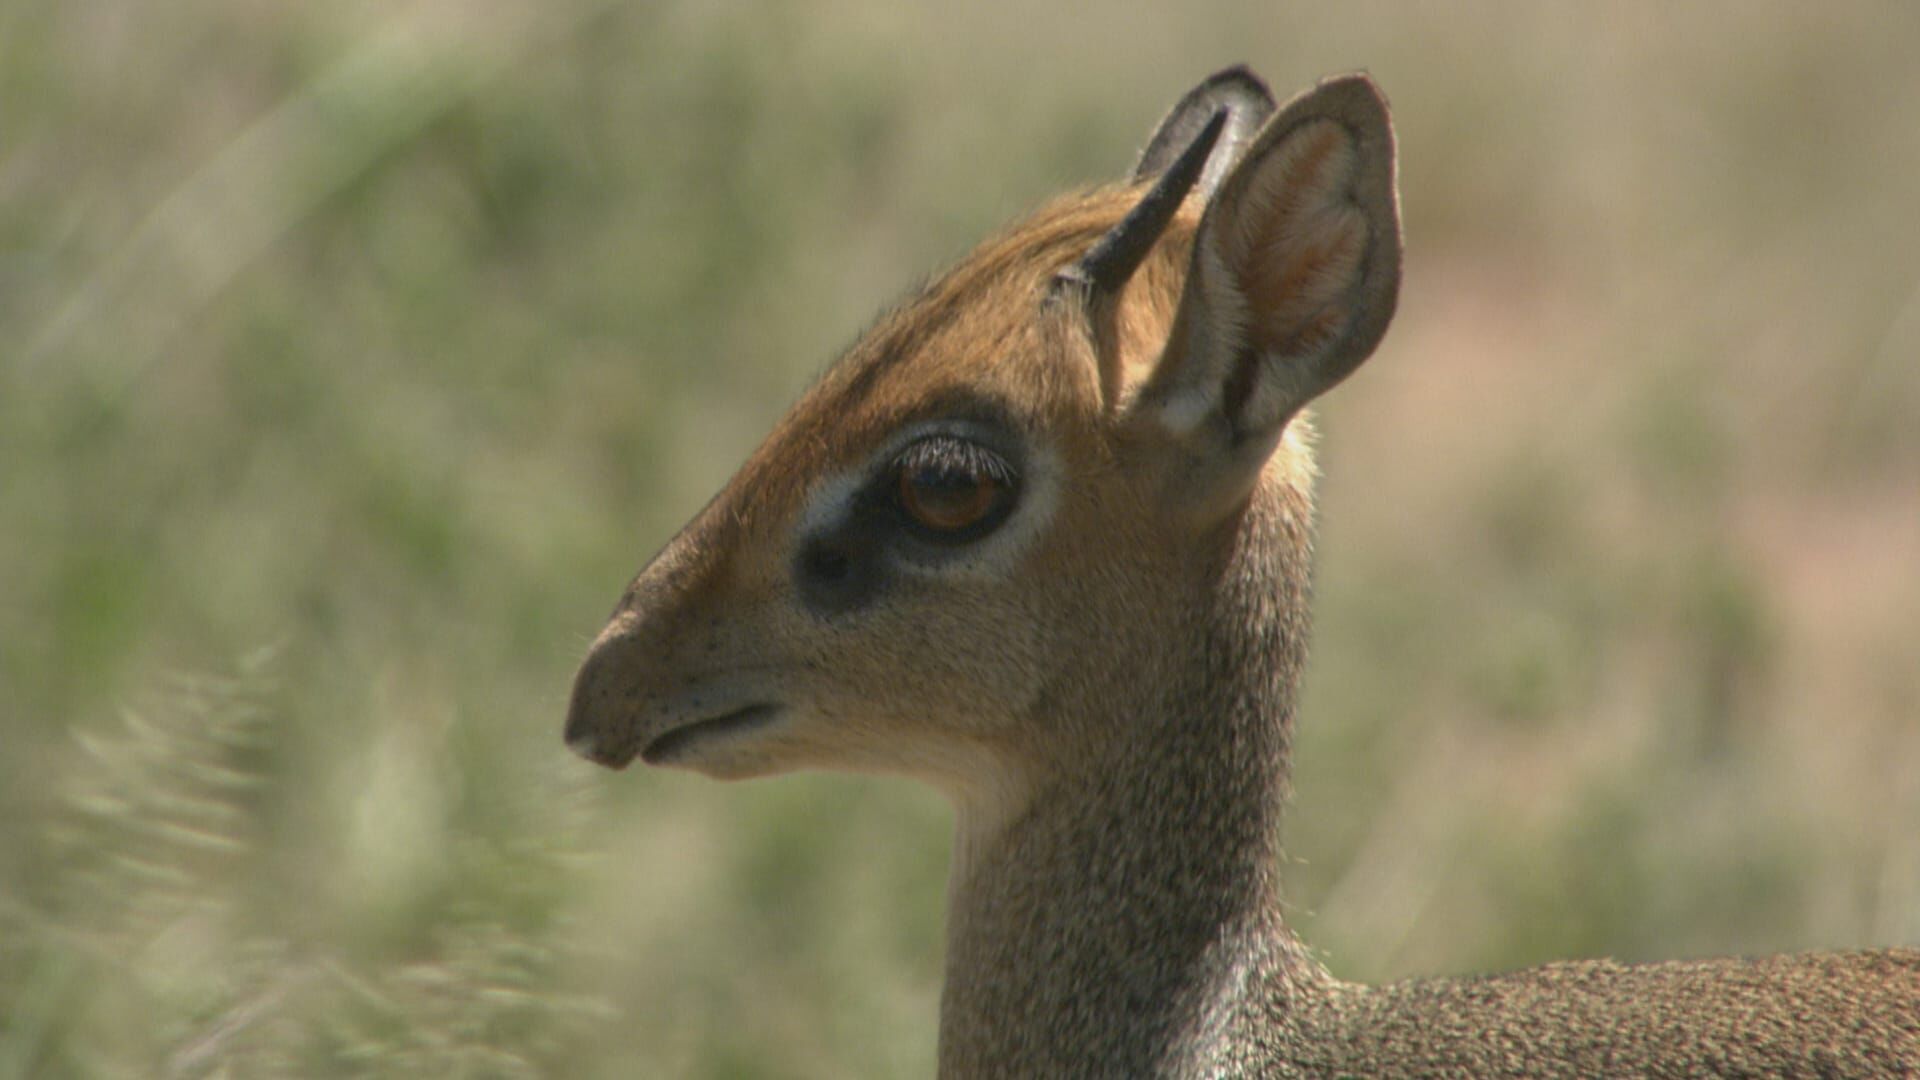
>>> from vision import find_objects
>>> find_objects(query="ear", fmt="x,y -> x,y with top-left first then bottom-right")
1125,73 -> 1402,519
1134,65 -> 1276,201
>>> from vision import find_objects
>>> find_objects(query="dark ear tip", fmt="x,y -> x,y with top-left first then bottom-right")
1135,64 -> 1280,188
1197,64 -> 1277,110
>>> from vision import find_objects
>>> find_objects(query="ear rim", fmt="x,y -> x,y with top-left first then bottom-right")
1133,65 -> 1277,200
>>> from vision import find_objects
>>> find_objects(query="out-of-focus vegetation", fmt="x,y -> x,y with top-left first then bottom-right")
3,2 -> 1917,1075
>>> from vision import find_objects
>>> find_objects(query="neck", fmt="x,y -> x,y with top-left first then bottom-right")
937,494 -> 1332,1076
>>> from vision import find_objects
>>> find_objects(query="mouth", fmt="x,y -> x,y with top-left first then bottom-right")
640,703 -> 785,765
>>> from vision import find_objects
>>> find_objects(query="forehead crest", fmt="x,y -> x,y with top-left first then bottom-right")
813,190 -> 1197,423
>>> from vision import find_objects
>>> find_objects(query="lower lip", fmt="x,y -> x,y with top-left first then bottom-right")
641,703 -> 784,765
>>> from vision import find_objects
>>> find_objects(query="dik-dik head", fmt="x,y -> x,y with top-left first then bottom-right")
567,69 -> 1401,804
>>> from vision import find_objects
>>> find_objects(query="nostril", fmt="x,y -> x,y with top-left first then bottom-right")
563,675 -> 600,754
565,647 -> 634,768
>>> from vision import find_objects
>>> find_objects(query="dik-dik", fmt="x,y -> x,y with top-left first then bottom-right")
566,67 -> 1920,1077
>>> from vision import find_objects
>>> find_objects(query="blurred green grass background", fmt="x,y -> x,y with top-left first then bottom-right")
4,2 -> 1918,1075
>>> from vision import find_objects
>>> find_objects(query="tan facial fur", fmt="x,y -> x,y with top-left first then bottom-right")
565,70 -> 1398,815
567,192 -> 1286,798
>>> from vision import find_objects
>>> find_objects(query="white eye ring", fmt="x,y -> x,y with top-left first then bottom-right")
793,419 -> 1060,579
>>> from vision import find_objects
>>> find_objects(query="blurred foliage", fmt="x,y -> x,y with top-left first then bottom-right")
3,1 -> 1918,1076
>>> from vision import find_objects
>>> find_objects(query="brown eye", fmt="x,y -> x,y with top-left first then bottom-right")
900,467 -> 998,532
892,436 -> 1018,538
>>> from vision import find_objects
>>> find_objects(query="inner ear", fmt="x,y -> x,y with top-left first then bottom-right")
1211,115 -> 1380,434
1124,74 -> 1402,516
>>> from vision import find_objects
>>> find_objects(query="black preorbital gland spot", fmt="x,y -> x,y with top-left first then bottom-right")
795,524 -> 886,617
